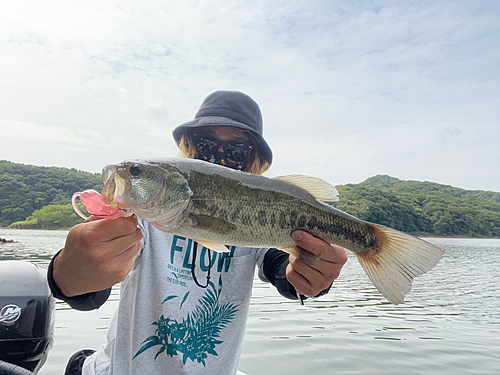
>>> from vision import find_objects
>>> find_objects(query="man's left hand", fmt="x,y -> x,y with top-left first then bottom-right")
286,230 -> 348,297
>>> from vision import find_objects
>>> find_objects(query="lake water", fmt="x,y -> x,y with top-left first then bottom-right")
1,228 -> 499,375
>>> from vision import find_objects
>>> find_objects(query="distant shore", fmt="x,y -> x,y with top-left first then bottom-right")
1,226 -> 499,239
0,226 -> 74,231
421,235 -> 500,239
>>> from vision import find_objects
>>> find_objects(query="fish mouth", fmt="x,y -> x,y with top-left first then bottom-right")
101,166 -> 129,207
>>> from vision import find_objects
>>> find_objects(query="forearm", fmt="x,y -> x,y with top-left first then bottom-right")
48,250 -> 111,311
262,249 -> 299,300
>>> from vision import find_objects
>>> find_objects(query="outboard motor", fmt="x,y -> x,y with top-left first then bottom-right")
0,261 -> 54,374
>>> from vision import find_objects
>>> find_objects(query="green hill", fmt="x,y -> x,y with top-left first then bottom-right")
0,160 -> 103,227
332,175 -> 500,237
1,161 -> 499,237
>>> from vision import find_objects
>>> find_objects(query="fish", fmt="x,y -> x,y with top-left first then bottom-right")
101,157 -> 443,304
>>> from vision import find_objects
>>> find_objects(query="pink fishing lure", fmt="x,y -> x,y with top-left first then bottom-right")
72,189 -> 124,220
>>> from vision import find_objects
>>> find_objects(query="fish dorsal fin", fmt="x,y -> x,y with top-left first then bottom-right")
273,174 -> 339,202
195,240 -> 231,253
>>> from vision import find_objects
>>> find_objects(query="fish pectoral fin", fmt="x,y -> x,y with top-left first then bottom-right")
190,214 -> 236,253
191,214 -> 237,234
195,240 -> 231,253
272,175 -> 339,203
279,246 -> 320,267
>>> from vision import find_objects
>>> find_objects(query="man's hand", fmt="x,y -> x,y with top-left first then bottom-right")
286,230 -> 347,297
53,215 -> 143,297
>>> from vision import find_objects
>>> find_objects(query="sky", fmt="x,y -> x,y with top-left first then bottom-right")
1,0 -> 499,192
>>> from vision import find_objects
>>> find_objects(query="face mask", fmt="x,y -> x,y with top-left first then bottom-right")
195,151 -> 247,171
191,132 -> 254,171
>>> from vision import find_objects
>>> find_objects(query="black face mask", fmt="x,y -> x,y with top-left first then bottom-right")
195,151 -> 247,171
191,132 -> 254,171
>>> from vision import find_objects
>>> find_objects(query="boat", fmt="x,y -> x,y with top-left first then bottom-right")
0,261 -> 53,375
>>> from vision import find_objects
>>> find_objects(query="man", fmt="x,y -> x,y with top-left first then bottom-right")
49,90 -> 347,374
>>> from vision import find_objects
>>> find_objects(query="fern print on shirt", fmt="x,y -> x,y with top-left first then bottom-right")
133,277 -> 239,366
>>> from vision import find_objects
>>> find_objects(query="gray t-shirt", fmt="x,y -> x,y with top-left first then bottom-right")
83,220 -> 269,375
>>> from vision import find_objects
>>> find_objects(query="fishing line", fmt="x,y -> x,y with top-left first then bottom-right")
326,280 -> 340,351
191,241 -> 211,288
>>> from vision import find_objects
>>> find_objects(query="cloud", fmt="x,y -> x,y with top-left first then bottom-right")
0,1 -> 499,191
1,119 -> 98,146
439,127 -> 462,142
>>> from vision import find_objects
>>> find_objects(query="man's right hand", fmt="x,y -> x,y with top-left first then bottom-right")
52,215 -> 143,297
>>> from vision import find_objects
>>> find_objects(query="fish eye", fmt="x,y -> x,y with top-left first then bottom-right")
129,163 -> 143,176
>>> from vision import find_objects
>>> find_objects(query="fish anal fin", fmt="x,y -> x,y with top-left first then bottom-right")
273,175 -> 339,202
279,246 -> 320,267
195,240 -> 231,253
355,224 -> 444,305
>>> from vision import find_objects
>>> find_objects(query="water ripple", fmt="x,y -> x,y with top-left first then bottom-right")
2,230 -> 500,375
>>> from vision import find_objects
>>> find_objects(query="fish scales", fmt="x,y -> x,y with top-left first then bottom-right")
101,157 -> 443,304
177,167 -> 373,253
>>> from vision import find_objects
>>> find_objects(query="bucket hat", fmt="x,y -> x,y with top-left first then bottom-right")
172,90 -> 273,164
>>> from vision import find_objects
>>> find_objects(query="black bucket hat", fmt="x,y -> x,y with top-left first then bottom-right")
172,90 -> 273,165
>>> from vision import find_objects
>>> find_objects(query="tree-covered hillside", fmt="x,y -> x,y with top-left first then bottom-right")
332,175 -> 500,237
0,160 -> 103,227
1,161 -> 499,237
8,203 -> 88,230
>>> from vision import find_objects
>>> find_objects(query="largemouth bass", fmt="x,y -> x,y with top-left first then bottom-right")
101,157 -> 443,304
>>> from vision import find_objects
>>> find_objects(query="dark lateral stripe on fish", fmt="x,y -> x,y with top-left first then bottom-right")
257,210 -> 267,226
201,195 -> 376,250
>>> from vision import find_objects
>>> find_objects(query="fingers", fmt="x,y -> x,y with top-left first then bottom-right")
287,230 -> 348,297
291,230 -> 347,264
83,215 -> 140,243
96,239 -> 143,284
78,216 -> 143,265
285,261 -> 311,296
106,224 -> 143,257
286,256 -> 335,296
71,216 -> 142,261
53,216 -> 143,297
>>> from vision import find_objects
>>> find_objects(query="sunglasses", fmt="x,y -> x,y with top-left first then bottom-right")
192,132 -> 254,162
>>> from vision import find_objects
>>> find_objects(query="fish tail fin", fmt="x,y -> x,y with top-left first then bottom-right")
355,224 -> 443,305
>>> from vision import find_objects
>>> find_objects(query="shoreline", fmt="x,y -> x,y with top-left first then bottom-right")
418,233 -> 500,240
1,227 -> 499,239
0,227 -> 73,231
